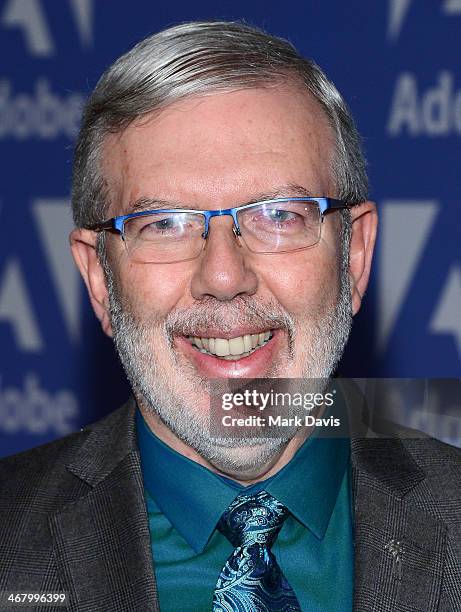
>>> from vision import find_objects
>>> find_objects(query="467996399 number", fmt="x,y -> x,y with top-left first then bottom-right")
0,592 -> 68,607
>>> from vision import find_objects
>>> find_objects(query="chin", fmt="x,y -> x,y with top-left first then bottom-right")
191,435 -> 291,478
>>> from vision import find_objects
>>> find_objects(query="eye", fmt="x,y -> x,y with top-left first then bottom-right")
254,207 -> 304,229
148,217 -> 177,232
125,212 -> 205,242
265,209 -> 298,223
139,214 -> 188,236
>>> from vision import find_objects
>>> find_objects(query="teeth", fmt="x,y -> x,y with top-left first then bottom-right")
221,352 -> 251,360
243,335 -> 252,352
189,331 -> 273,359
229,337 -> 245,355
214,338 -> 229,356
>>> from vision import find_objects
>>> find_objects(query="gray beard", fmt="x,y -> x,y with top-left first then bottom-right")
107,265 -> 352,476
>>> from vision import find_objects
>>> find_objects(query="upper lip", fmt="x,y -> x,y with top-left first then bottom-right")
180,327 -> 280,339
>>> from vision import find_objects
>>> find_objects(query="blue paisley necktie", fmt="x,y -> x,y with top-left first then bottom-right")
213,490 -> 302,612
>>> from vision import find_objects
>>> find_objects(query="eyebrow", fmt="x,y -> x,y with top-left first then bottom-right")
127,183 -> 315,214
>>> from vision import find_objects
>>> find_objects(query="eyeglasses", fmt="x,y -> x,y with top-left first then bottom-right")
89,197 -> 351,264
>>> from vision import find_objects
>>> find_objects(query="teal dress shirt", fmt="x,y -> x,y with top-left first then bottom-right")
137,409 -> 353,611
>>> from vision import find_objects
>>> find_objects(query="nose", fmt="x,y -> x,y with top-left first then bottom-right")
190,216 -> 258,301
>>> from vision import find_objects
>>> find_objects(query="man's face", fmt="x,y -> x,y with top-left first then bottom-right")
77,85 -> 372,476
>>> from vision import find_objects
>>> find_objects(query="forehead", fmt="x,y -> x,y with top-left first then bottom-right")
102,85 -> 335,212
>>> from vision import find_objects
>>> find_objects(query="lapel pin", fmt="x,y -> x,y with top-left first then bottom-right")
385,539 -> 403,580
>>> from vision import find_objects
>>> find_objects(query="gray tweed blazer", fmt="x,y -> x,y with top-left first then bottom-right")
0,397 -> 460,612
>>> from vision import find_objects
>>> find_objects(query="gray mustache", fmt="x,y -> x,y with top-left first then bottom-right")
165,296 -> 295,338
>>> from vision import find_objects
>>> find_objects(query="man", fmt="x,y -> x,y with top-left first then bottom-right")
1,21 -> 460,612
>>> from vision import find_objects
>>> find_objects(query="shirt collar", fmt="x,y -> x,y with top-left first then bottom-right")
136,407 -> 349,553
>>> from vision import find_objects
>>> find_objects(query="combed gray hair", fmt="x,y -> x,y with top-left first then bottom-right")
72,20 -> 368,235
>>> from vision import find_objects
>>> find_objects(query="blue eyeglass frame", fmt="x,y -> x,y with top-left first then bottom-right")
89,197 -> 351,239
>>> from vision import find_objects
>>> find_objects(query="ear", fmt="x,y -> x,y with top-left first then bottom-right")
348,201 -> 378,316
70,228 -> 113,337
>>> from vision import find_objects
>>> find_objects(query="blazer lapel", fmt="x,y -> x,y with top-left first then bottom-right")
352,436 -> 448,612
49,402 -> 160,612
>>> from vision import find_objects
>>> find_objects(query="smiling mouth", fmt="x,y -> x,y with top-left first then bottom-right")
187,331 -> 274,360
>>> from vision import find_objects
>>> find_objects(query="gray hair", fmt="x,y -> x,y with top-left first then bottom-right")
72,20 -> 368,237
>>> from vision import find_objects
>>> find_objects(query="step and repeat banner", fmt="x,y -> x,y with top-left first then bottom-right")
0,1 -> 460,457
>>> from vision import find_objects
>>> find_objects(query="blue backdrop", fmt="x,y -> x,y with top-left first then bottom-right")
0,0 -> 460,457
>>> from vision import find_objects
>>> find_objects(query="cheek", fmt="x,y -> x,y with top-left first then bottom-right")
116,262 -> 193,321
258,249 -> 341,318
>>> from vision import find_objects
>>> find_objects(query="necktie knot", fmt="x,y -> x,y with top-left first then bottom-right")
217,490 -> 289,549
